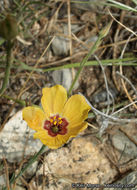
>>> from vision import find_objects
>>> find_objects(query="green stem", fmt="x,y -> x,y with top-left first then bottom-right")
0,40 -> 13,96
2,94 -> 26,106
42,57 -> 137,72
3,144 -> 46,190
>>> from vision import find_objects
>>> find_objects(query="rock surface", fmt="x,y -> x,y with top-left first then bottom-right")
0,110 -> 43,163
112,131 -> 137,158
31,137 -> 117,189
105,171 -> 137,190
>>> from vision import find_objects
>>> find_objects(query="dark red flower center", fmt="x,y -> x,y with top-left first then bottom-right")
43,115 -> 68,137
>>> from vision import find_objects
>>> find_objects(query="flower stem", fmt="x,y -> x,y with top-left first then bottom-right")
2,94 -> 26,106
3,144 -> 46,190
0,40 -> 13,96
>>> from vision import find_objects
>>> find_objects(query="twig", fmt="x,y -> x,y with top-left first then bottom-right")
89,100 -> 137,123
80,92 -> 137,123
116,71 -> 137,97
112,10 -> 125,91
3,158 -> 10,190
108,9 -> 137,36
94,55 -> 111,115
93,55 -> 114,135
119,32 -> 137,109
112,100 -> 137,116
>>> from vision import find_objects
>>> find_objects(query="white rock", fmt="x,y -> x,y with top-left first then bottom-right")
52,36 -> 69,56
0,174 -> 6,187
52,69 -> 79,91
51,25 -> 69,56
0,110 -> 43,163
112,131 -> 137,158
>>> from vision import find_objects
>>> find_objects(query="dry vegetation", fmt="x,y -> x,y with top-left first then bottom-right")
0,0 -> 137,189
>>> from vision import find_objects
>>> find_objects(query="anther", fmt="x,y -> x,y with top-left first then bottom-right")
54,121 -> 57,125
58,120 -> 62,124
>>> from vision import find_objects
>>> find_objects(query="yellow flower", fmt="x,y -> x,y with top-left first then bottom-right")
22,85 -> 91,149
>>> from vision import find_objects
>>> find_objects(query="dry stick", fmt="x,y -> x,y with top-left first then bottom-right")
108,9 -> 137,37
109,9 -> 137,109
93,55 -> 115,135
12,159 -> 27,189
119,33 -> 137,110
111,101 -> 137,116
94,55 -> 111,115
67,0 -> 75,81
112,10 -> 125,91
116,71 -> 137,97
47,1 -> 64,33
79,92 -> 137,122
87,98 -> 137,123
20,176 -> 30,189
67,0 -> 72,56
3,158 -> 10,190
98,36 -> 137,49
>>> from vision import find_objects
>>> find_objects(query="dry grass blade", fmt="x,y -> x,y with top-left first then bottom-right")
3,158 -> 10,190
108,9 -> 137,36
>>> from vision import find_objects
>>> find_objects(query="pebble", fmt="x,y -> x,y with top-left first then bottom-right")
92,87 -> 118,105
51,25 -> 69,56
112,131 -> 137,159
51,68 -> 79,91
0,174 -> 6,188
51,36 -> 69,56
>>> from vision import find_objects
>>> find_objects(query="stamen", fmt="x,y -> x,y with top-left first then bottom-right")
44,115 -> 68,137
54,121 -> 57,125
58,120 -> 62,124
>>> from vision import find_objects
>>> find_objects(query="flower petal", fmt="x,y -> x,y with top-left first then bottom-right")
22,106 -> 45,131
33,122 -> 88,149
33,130 -> 67,149
62,94 -> 91,127
41,85 -> 67,118
63,121 -> 88,140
